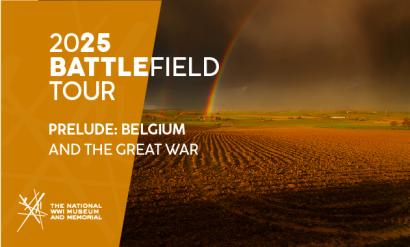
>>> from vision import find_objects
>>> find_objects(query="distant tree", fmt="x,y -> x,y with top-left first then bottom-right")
402,118 -> 410,128
390,120 -> 398,127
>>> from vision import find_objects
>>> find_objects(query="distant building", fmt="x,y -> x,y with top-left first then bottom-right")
199,115 -> 217,121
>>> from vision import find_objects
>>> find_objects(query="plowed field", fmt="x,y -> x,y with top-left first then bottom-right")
122,127 -> 410,246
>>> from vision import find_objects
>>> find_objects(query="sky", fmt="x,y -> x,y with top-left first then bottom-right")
144,0 -> 410,112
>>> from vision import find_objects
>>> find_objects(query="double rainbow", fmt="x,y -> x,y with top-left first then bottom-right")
205,1 -> 261,115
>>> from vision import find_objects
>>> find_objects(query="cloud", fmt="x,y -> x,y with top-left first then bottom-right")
146,0 -> 410,111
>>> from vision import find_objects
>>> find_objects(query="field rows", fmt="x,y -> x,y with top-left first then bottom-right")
132,128 -> 410,200
122,127 -> 410,246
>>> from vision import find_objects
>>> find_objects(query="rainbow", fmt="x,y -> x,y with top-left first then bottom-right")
205,1 -> 261,116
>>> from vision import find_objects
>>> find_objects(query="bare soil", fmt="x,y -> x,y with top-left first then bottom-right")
121,127 -> 410,246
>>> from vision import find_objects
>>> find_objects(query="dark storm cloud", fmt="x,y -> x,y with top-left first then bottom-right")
153,0 -> 256,56
146,0 -> 410,111
359,0 -> 410,75
145,0 -> 256,109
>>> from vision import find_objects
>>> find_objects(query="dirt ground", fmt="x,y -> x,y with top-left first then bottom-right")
121,127 -> 410,246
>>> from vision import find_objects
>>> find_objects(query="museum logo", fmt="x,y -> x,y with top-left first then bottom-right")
17,189 -> 47,232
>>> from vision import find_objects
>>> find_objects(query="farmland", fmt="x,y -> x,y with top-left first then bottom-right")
121,115 -> 410,246
141,110 -> 410,129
